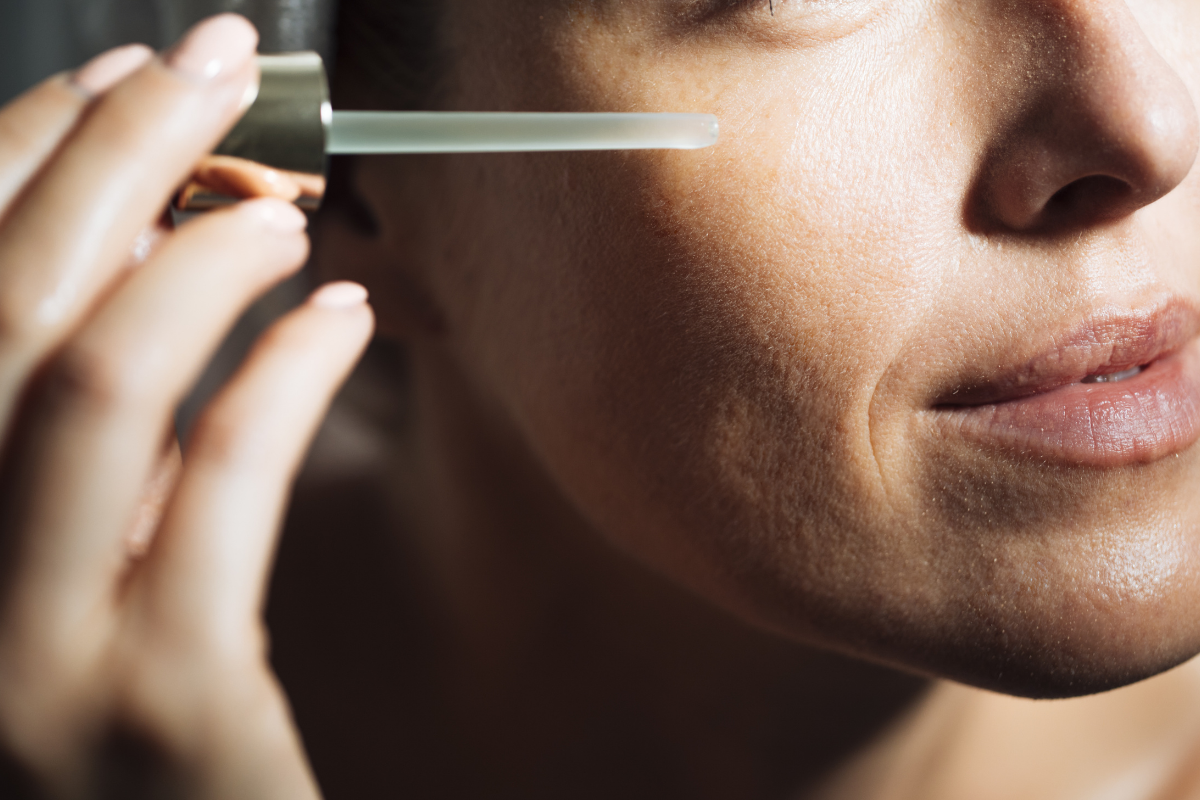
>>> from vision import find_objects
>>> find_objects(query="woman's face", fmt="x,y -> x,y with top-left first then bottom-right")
350,0 -> 1200,697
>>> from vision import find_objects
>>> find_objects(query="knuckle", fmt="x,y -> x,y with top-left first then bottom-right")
203,621 -> 272,672
88,79 -> 161,144
187,406 -> 256,468
255,318 -> 307,355
0,296 -> 36,348
96,97 -> 157,154
189,397 -> 294,474
116,626 -> 271,721
0,83 -> 75,163
89,70 -> 209,168
0,644 -> 94,769
40,341 -> 146,414
0,114 -> 41,163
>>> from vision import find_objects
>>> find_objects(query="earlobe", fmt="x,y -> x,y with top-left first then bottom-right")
311,157 -> 446,339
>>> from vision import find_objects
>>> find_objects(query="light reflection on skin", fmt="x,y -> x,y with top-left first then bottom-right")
327,0 -> 1200,699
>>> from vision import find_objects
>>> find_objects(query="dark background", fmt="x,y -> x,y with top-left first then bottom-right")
0,0 -> 341,432
0,0 -> 336,104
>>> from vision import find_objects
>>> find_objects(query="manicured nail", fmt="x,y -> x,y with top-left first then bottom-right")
165,14 -> 258,82
243,197 -> 308,232
312,282 -> 369,310
72,44 -> 153,96
238,72 -> 262,112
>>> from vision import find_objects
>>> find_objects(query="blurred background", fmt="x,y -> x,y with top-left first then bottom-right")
0,0 -> 336,104
0,0 -> 343,435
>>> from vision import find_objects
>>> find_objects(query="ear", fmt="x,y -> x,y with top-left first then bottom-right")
311,156 -> 446,340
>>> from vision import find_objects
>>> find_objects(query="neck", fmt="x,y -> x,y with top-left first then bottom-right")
385,346 -> 926,799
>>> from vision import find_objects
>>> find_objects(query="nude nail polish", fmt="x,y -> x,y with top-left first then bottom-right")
243,198 -> 308,232
72,44 -> 153,96
312,282 -> 369,310
165,14 -> 258,82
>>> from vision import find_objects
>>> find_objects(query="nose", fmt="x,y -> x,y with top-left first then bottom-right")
977,0 -> 1199,233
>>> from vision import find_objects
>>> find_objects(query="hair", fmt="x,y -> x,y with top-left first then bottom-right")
309,0 -> 451,440
333,0 -> 447,110
321,0 -> 448,237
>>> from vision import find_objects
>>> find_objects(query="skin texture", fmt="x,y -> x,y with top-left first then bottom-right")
3,1 -> 1200,798
329,0 -> 1200,700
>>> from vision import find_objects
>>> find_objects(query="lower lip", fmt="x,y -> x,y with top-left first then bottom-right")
933,342 -> 1200,467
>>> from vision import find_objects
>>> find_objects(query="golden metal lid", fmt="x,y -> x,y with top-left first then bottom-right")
177,52 -> 329,212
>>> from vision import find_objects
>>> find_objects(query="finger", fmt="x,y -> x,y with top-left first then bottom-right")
124,216 -> 173,272
0,15 -> 260,427
0,45 -> 153,214
181,155 -> 303,205
137,284 -> 373,655
125,435 -> 182,560
0,198 -> 308,645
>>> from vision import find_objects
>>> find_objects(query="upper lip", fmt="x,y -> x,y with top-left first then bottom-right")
935,297 -> 1200,407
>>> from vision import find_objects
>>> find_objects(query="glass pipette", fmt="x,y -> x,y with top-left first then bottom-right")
184,54 -> 722,212
326,112 -> 721,154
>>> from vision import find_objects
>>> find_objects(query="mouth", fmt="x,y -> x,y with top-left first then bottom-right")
1080,365 -> 1145,383
931,298 -> 1200,467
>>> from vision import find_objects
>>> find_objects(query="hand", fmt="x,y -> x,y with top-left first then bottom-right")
0,14 -> 373,799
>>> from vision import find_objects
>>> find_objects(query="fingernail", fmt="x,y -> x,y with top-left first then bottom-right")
243,197 -> 308,232
72,44 -> 153,96
238,71 -> 262,112
165,14 -> 258,82
312,282 -> 369,310
261,169 -> 290,193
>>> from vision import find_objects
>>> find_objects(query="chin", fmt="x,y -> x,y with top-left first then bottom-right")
872,335 -> 1200,698
778,572 -> 1200,699
681,443 -> 1200,701
909,602 -> 1200,700
861,510 -> 1200,699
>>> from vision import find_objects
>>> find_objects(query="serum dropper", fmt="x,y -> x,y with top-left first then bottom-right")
178,52 -> 720,212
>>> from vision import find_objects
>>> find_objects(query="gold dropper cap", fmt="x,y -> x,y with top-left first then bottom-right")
177,52 -> 330,212
174,51 -> 719,214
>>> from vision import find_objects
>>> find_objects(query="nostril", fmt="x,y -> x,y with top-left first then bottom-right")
1043,175 -> 1134,225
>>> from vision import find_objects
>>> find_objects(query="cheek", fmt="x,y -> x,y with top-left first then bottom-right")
444,41 -> 966,631
434,1 -> 1200,696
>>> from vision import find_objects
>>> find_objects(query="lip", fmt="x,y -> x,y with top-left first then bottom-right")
932,298 -> 1200,467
